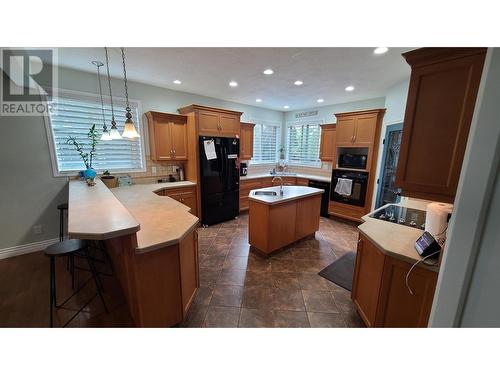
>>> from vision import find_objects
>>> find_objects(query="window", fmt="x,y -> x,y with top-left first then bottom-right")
45,90 -> 145,175
286,120 -> 322,167
250,121 -> 281,164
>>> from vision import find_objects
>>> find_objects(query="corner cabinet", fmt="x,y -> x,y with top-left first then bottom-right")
319,123 -> 336,162
146,111 -> 188,161
240,122 -> 255,160
179,104 -> 243,138
395,48 -> 487,203
352,233 -> 438,328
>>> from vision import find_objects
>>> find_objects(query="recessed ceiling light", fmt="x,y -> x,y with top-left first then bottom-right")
173,79 -> 182,84
263,69 -> 274,75
317,98 -> 324,103
229,81 -> 238,87
294,80 -> 303,86
345,85 -> 355,92
374,47 -> 389,55
256,98 -> 262,103
284,105 -> 289,109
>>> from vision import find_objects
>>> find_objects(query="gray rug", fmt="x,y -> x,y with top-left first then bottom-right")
318,252 -> 356,291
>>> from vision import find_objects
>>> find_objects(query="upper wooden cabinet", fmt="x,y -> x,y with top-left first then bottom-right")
146,111 -> 188,161
240,122 -> 255,160
395,48 -> 487,203
335,109 -> 383,146
319,123 -> 336,161
179,104 -> 243,137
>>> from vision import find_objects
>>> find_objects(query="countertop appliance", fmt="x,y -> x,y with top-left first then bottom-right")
199,136 -> 240,226
308,179 -> 330,217
330,169 -> 368,207
369,204 -> 426,229
338,152 -> 368,170
240,162 -> 248,176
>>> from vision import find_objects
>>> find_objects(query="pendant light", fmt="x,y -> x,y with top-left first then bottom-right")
93,60 -> 112,141
104,47 -> 122,140
120,47 -> 140,139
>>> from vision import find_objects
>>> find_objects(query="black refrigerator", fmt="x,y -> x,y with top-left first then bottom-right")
199,136 -> 240,226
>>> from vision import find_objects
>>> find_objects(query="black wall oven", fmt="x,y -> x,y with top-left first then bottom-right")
330,169 -> 369,207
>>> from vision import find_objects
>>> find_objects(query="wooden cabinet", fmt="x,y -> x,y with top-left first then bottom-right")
162,186 -> 198,217
240,122 -> 255,160
179,229 -> 199,314
396,48 -> 487,203
296,177 -> 309,186
179,104 -> 242,137
146,112 -> 188,161
335,111 -> 379,146
351,233 -> 438,328
239,178 -> 264,211
319,123 -> 336,161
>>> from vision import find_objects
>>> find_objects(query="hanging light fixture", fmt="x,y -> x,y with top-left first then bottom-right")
92,60 -> 112,141
120,47 -> 140,139
104,47 -> 122,140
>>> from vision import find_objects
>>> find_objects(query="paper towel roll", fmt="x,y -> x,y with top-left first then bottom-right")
425,202 -> 453,237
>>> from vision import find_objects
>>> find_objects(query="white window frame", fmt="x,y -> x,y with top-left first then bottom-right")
248,119 -> 282,165
285,118 -> 324,168
43,88 -> 146,177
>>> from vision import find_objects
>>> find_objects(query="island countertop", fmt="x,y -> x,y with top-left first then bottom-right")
248,185 -> 324,205
357,199 -> 439,270
68,179 -> 199,254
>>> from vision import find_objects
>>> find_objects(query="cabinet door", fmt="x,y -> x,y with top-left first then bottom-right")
351,234 -> 385,327
220,113 -> 240,136
354,113 -> 377,144
395,49 -> 486,202
240,123 -> 255,160
170,120 -> 188,160
296,178 -> 309,186
179,229 -> 199,315
319,126 -> 336,161
198,110 -> 221,135
375,256 -> 437,327
335,117 -> 356,144
153,121 -> 173,160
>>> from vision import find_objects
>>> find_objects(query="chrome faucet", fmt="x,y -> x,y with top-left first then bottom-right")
272,176 -> 284,196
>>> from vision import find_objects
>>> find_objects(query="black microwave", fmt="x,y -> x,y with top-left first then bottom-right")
338,153 -> 367,169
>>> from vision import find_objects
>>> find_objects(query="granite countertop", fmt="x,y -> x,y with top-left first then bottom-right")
241,173 -> 331,183
357,199 -> 439,271
68,179 -> 199,254
248,185 -> 324,205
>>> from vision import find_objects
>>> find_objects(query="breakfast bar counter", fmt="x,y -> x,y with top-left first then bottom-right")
68,179 -> 200,327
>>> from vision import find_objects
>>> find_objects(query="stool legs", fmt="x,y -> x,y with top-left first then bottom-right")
49,256 -> 56,328
59,209 -> 64,242
83,248 -> 108,314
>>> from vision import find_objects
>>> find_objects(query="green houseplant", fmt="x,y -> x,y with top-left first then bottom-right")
66,124 -> 99,185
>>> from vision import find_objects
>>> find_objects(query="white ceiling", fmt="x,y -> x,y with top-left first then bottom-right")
54,47 -> 412,111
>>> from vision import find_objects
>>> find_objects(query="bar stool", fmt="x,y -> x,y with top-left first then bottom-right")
57,203 -> 68,242
44,239 -> 108,328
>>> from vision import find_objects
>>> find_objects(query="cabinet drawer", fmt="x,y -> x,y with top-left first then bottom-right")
240,179 -> 263,190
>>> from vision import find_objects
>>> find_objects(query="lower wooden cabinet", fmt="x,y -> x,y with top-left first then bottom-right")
352,233 -> 438,327
159,186 -> 198,217
296,178 -> 309,186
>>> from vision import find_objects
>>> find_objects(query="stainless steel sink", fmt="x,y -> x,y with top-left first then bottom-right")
253,190 -> 278,196
269,172 -> 297,176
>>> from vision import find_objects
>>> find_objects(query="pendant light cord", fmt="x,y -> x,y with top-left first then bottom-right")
96,64 -> 107,132
104,47 -> 116,123
121,47 -> 130,109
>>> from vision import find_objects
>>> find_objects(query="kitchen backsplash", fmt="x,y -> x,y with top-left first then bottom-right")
246,162 -> 333,178
114,157 -> 184,183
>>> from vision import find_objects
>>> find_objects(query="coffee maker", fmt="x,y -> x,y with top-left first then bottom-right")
240,162 -> 248,176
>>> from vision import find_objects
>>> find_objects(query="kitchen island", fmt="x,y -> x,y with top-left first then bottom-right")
248,185 -> 324,256
68,179 -> 199,327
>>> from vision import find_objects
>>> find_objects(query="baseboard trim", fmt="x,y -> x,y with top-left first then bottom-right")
0,238 -> 59,260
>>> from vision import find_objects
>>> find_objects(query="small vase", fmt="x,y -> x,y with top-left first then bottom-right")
84,168 -> 97,186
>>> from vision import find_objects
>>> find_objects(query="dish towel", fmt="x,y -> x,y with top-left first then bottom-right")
334,178 -> 353,196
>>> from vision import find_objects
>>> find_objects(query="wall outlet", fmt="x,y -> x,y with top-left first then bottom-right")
34,225 -> 43,234
151,166 -> 157,174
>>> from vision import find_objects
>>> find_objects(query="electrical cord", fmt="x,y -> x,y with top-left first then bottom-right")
405,250 -> 441,295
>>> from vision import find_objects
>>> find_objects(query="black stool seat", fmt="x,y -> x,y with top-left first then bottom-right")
57,203 -> 68,210
44,239 -> 86,256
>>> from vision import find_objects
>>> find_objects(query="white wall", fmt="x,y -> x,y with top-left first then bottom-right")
429,48 -> 500,327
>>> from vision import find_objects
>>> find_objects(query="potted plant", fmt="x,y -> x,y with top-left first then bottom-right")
101,170 -> 117,189
66,124 -> 99,186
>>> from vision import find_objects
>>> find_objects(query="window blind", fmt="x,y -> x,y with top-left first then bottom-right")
251,123 -> 280,164
47,94 -> 144,173
286,122 -> 321,166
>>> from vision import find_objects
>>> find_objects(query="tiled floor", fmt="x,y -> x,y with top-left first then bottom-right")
0,213 -> 364,328
181,213 -> 365,328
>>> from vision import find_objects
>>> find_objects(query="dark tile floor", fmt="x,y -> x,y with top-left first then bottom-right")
181,213 -> 365,328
